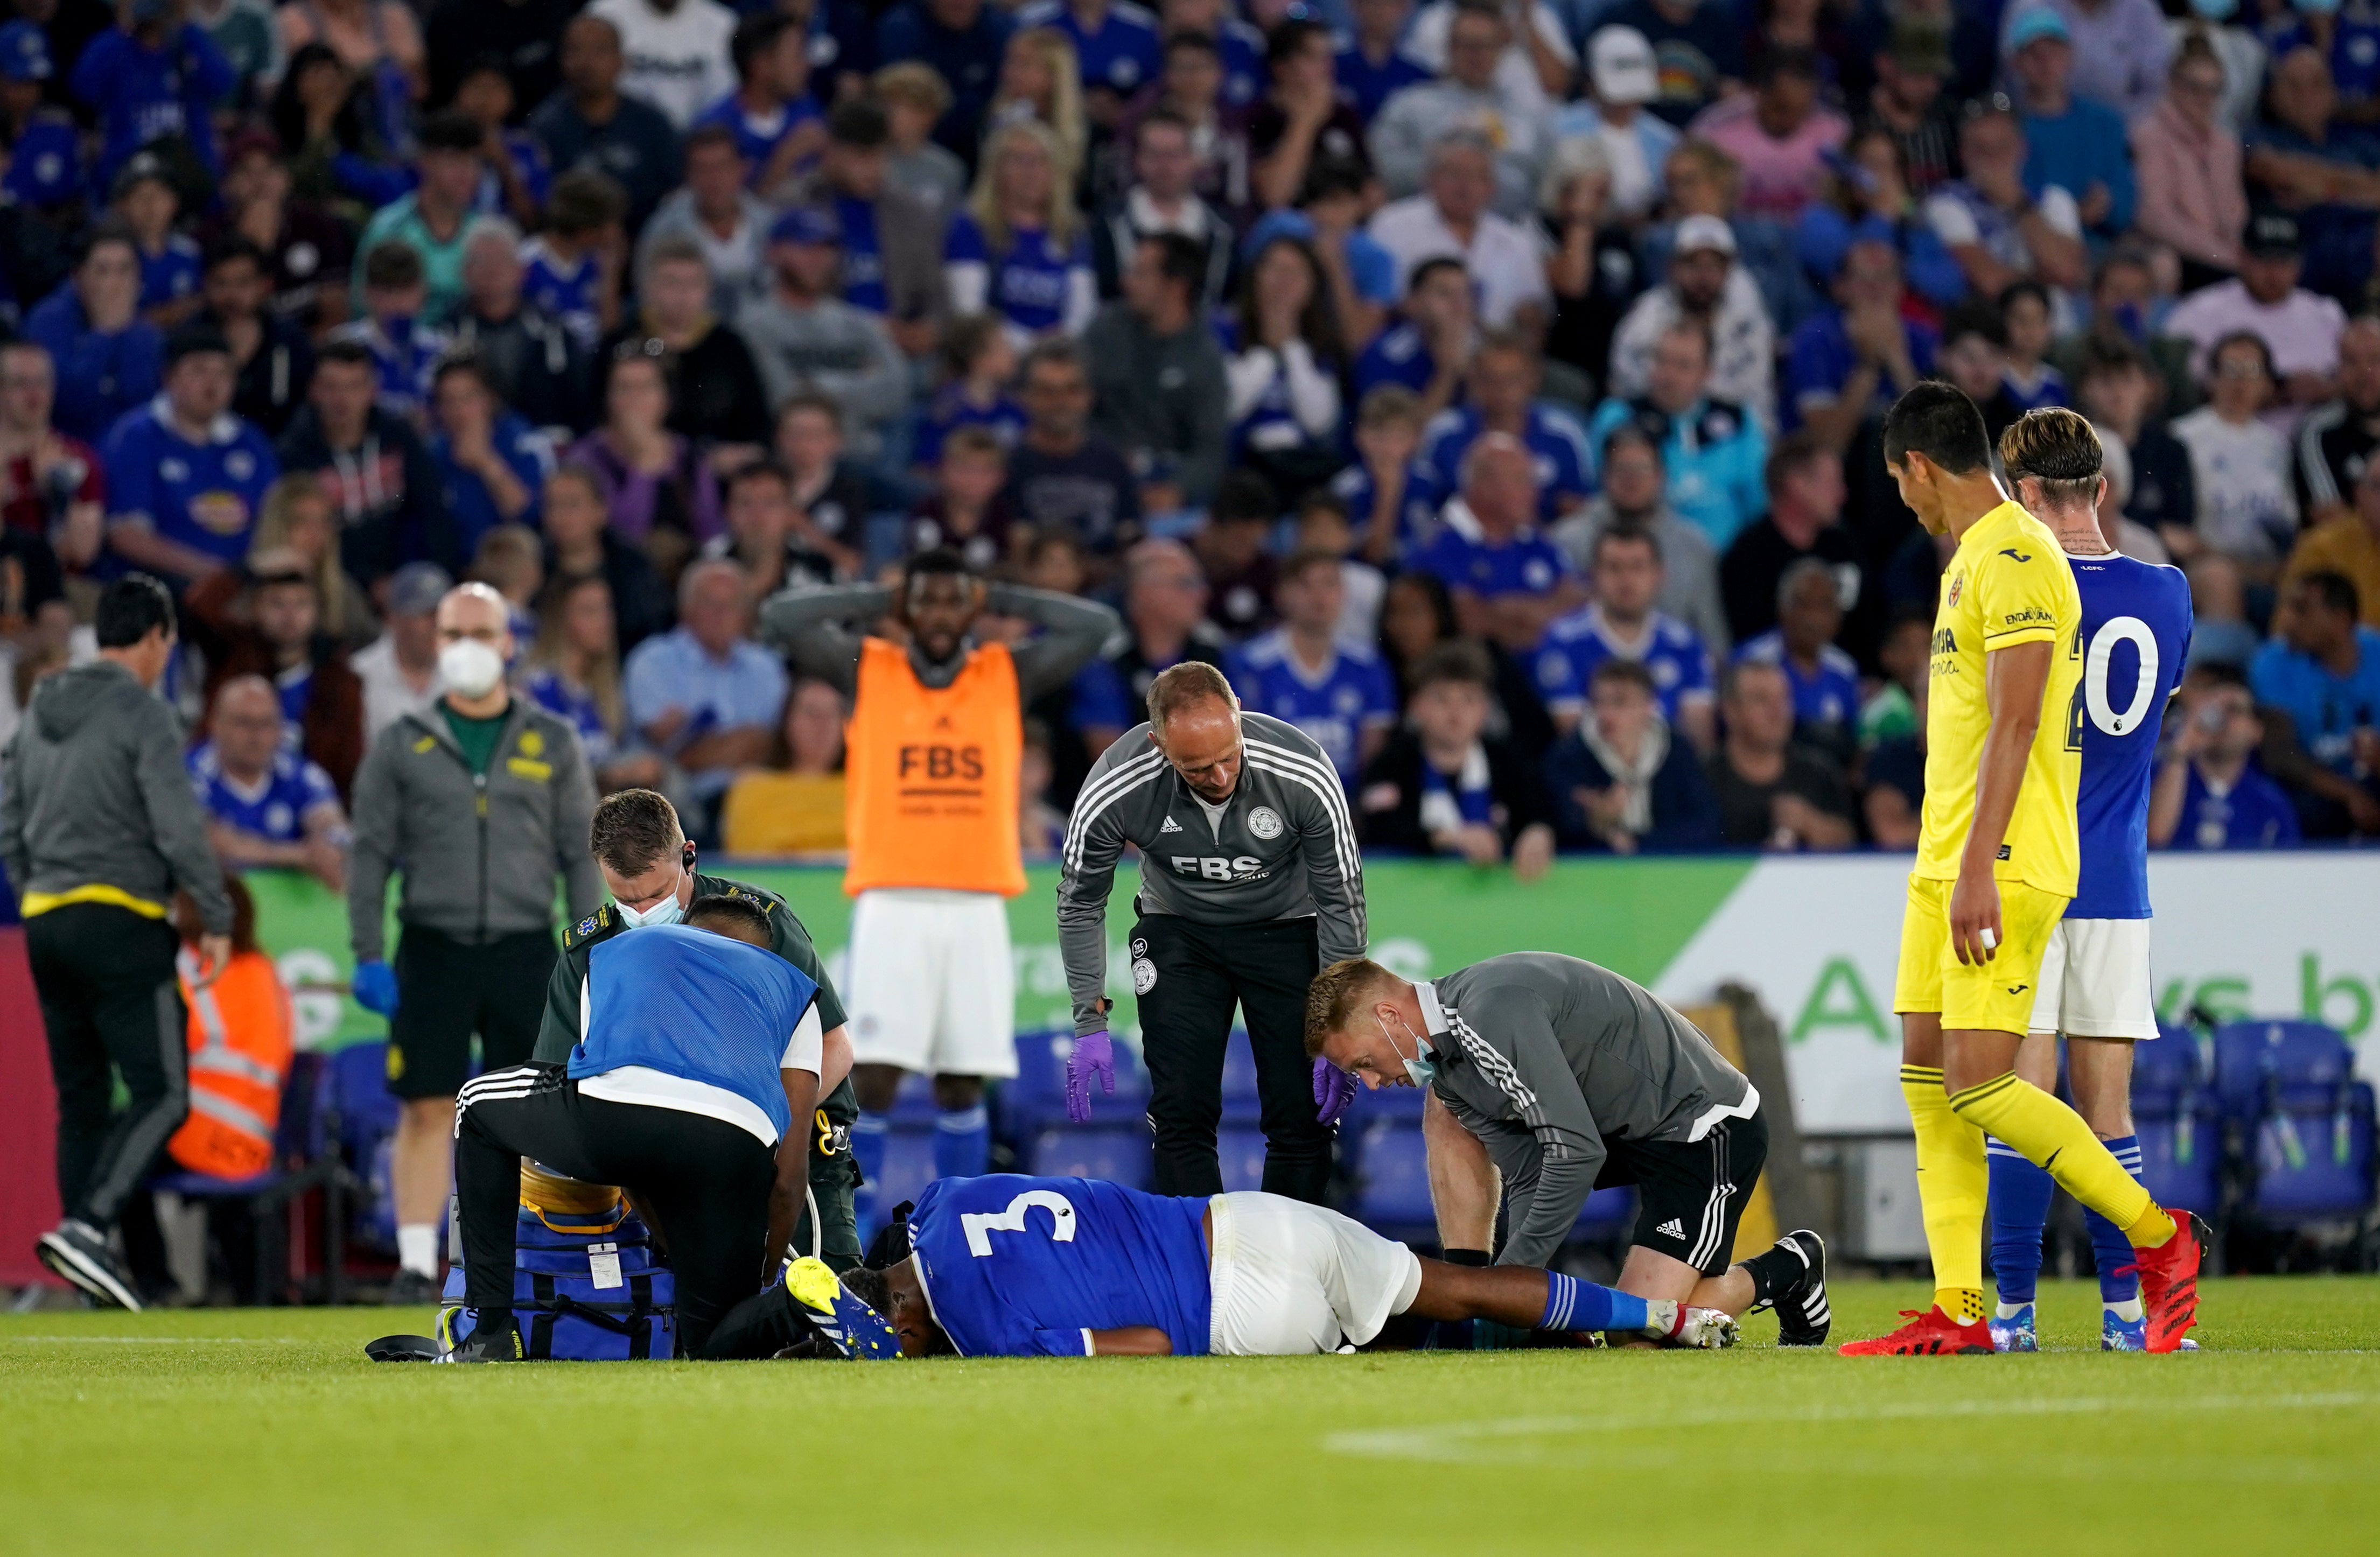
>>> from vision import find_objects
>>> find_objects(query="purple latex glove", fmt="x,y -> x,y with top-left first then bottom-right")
1313,1058 -> 1357,1126
1066,1030 -> 1115,1123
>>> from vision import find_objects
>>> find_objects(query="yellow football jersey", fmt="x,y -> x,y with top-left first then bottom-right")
1914,500 -> 2083,896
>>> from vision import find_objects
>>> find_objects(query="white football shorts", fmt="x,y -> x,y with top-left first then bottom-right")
1206,1190 -> 1423,1356
845,888 -> 1018,1077
2026,917 -> 2159,1040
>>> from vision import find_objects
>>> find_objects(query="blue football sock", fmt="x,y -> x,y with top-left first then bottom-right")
1539,1272 -> 1648,1335
2085,1134 -> 2146,1306
1987,1135 -> 2053,1308
933,1103 -> 990,1181
851,1113 -> 889,1240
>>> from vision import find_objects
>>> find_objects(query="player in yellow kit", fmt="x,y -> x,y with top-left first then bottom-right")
1839,384 -> 2206,1356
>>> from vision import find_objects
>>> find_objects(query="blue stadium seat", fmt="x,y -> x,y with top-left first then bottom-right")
1574,1186 -> 1637,1241
328,1041 -> 401,1253
2135,1102 -> 2221,1216
146,1053 -> 346,1302
1024,1127 -> 1152,1189
1350,1119 -> 1435,1238
2212,1020 -> 2351,1124
999,1028 -> 1150,1140
2134,1023 -> 2204,1098
874,1125 -> 939,1213
2251,1085 -> 2376,1225
1216,1127 -> 1269,1191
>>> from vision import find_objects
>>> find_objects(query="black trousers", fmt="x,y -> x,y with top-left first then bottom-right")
1133,914 -> 1330,1203
27,904 -> 186,1230
454,1065 -> 778,1359
389,926 -> 555,1100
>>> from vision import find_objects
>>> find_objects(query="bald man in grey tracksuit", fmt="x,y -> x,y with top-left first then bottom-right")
1307,952 -> 1831,1344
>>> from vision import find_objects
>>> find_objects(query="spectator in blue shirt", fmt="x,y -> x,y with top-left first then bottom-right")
190,674 -> 349,890
1793,128 -> 1966,310
1335,0 -> 1430,126
1408,433 -> 1585,653
1227,549 -> 1398,788
2148,665 -> 2301,850
1784,235 -> 1937,447
110,152 -> 201,329
1415,329 -> 1594,522
1533,523 -> 1718,750
1016,0 -> 1162,122
2006,6 -> 2134,245
2250,569 -> 2380,837
1585,319 -> 1769,548
622,556 -> 789,841
1351,254 -> 1473,417
69,2 -> 235,191
328,241 -> 451,424
695,12 -> 827,195
429,358 -> 554,556
1542,656 -> 1720,853
946,119 -> 1097,343
2242,46 -> 2380,306
0,22 -> 82,218
101,324 -> 279,588
876,0 -> 1013,164
2265,0 -> 2380,121
1733,556 -> 1860,761
25,225 -> 163,443
1330,382 -> 1437,565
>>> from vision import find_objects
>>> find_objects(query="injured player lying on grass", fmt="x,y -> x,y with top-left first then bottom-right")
753,1173 -> 1740,1359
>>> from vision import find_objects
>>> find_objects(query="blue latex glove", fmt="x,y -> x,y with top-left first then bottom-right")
1313,1058 -> 1357,1126
352,959 -> 400,1016
1065,1030 -> 1115,1123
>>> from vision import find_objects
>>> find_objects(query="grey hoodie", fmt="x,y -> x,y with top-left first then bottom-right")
346,697 -> 601,962
0,660 -> 232,934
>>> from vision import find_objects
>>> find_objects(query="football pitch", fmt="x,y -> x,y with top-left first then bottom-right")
5,1277 -> 2377,1556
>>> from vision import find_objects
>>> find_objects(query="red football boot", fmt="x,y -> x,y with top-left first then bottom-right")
1837,1308 -> 1994,1356
2125,1211 -> 2208,1355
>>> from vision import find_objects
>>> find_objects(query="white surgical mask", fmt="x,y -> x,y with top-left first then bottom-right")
1381,1011 -> 1436,1087
437,637 -> 506,699
614,891 -> 684,929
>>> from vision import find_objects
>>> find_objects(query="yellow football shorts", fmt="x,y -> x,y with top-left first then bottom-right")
1892,874 -> 2071,1035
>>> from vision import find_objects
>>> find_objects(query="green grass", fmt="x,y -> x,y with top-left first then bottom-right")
5,1278 -> 2378,1556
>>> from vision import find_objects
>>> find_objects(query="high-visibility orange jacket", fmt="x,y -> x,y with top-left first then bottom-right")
166,946 -> 296,1179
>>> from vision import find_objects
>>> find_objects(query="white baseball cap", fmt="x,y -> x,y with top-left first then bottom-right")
1591,26 -> 1658,106
1675,214 -> 1738,258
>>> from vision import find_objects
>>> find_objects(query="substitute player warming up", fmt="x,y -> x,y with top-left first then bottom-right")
1984,411 -> 2197,1353
1842,385 -> 2204,1358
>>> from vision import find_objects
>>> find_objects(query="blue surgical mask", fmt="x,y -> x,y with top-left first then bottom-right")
615,885 -> 685,929
1381,1012 -> 1437,1087
2188,0 -> 2236,19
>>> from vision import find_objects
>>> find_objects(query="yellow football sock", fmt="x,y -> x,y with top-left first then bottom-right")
1949,1074 -> 2168,1244
1902,1065 -> 1986,1322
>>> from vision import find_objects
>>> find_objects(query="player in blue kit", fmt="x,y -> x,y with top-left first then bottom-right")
1985,410 -> 2194,1353
848,1174 -> 1741,1357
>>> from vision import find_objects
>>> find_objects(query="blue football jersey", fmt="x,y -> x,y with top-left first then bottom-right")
1534,606 -> 1713,724
520,238 -> 603,351
1328,461 -> 1437,551
1415,404 -> 1593,521
137,235 -> 202,313
832,193 -> 888,314
1408,509 -> 1571,599
1733,629 -> 1861,732
1016,0 -> 1163,96
946,213 -> 1088,336
187,741 -> 340,841
101,399 -> 278,567
2066,551 -> 2193,920
1351,320 -> 1440,400
693,92 -> 825,184
909,1174 -> 1213,1358
1228,629 -> 1397,788
571,925 -> 818,1141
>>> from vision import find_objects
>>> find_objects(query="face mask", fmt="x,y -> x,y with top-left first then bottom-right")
437,637 -> 506,699
1380,1011 -> 1436,1087
614,890 -> 684,929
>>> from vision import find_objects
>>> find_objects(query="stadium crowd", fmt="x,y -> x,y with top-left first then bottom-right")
3,0 -> 2379,878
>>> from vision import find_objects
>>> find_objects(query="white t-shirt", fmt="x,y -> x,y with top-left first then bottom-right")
2171,405 -> 2300,563
588,0 -> 739,129
1366,196 -> 1551,328
349,634 -> 440,739
1403,1 -> 1573,122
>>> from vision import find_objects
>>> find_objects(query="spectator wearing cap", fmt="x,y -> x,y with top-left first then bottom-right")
1786,236 -> 1937,453
1549,422 -> 1730,655
2004,6 -> 2134,246
1542,656 -> 1720,853
0,22 -> 82,218
1370,0 -> 1548,220
426,0 -> 576,120
1858,13 -> 1961,196
1997,0 -> 2169,124
1549,24 -> 1682,224
1356,637 -> 1556,876
1089,107 -> 1231,306
276,340 -> 457,585
1604,0 -> 1744,128
1248,17 -> 1371,214
1334,0 -> 1432,128
428,357 -> 555,556
444,220 -> 594,438
70,0 -> 235,191
2131,40 -> 2246,291
351,112 -> 492,327
1409,433 -> 1584,654
783,96 -> 953,359
1685,47 -> 1847,224
197,239 -> 314,439
874,0 -> 1013,166
200,129 -> 354,334
528,15 -> 685,235
184,546 -> 368,797
600,237 -> 773,454
2285,445 -> 2380,629
2298,317 -> 2380,527
873,60 -> 969,217
1923,94 -> 2088,306
27,225 -> 163,444
2242,46 -> 2380,307
1589,317 -> 1769,549
636,125 -> 774,325
1608,213 -> 1777,436
2251,569 -> 2380,836
2161,212 -> 2348,418
1085,232 -> 1231,509
738,205 -> 909,467
2146,664 -> 2299,850
589,0 -> 738,132
693,12 -> 824,195
101,326 -> 278,589
1416,329 -> 1592,522
1369,131 -> 1551,332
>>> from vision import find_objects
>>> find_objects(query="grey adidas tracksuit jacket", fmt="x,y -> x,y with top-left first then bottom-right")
1420,953 -> 1757,1267
1056,712 -> 1365,1036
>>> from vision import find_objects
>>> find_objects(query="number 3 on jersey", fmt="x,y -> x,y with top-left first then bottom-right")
963,1189 -> 1078,1256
